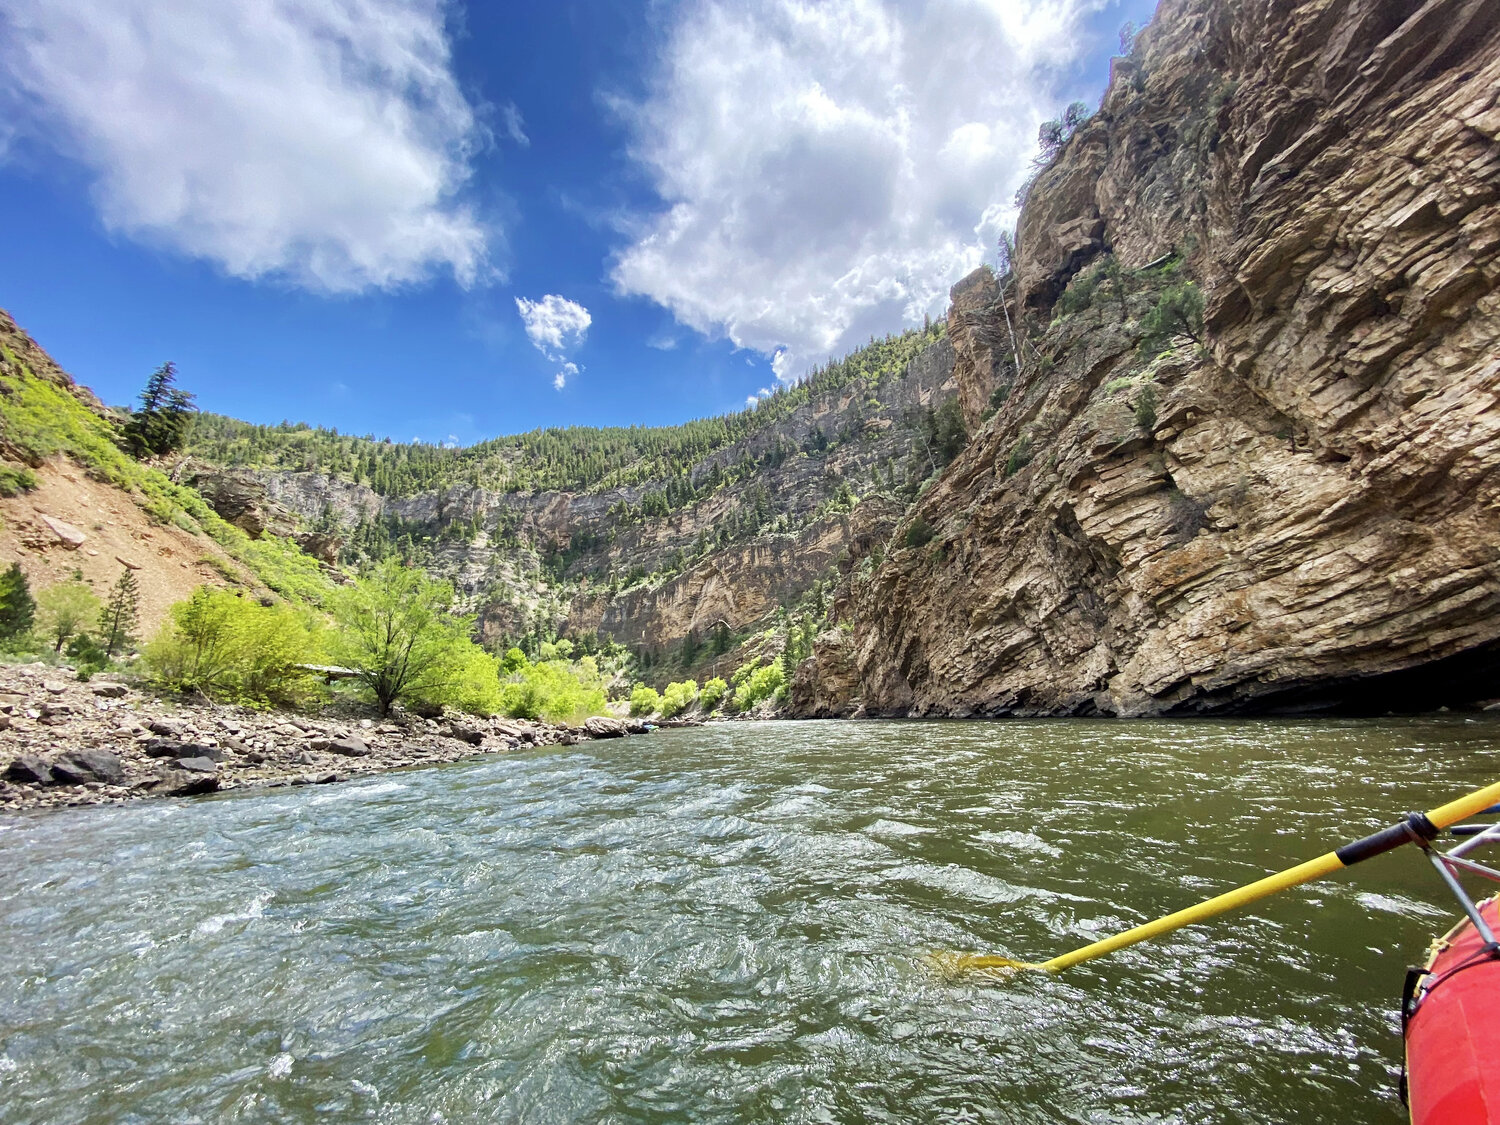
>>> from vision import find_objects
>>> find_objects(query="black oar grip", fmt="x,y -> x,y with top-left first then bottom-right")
1335,813 -> 1438,866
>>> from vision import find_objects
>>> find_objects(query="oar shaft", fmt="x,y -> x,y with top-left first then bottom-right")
1033,778 -> 1500,973
1040,853 -> 1343,971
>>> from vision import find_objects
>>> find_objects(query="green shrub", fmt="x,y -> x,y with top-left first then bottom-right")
1004,435 -> 1035,478
0,465 -> 38,497
659,679 -> 699,718
65,633 -> 110,678
1056,263 -> 1102,316
731,658 -> 785,711
903,515 -> 935,549
1135,383 -> 1159,432
498,654 -> 603,722
144,587 -> 322,706
699,676 -> 728,711
629,684 -> 661,717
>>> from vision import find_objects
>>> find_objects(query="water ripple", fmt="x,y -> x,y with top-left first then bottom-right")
2,716 -> 1497,1123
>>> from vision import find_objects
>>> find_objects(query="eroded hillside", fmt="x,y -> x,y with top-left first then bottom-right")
0,310 -> 336,634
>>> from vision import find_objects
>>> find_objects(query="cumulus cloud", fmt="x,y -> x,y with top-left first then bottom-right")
613,0 -> 1099,381
0,0 -> 488,292
516,295 -> 590,390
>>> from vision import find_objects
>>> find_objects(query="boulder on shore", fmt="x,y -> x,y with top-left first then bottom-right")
447,724 -> 486,746
5,754 -> 55,786
155,769 -> 219,797
309,736 -> 371,757
144,738 -> 224,761
50,749 -> 125,786
584,717 -> 627,739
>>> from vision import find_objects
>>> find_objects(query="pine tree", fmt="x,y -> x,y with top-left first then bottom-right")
123,362 -> 197,457
0,563 -> 36,644
98,569 -> 141,657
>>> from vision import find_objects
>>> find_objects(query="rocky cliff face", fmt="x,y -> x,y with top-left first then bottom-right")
800,0 -> 1500,717
946,267 -> 1010,431
189,332 -> 962,663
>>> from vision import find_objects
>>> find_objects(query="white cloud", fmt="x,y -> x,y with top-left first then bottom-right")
500,102 -> 530,148
515,294 -> 591,359
746,385 -> 773,407
516,294 -> 590,390
612,0 -> 1097,381
0,0 -> 488,292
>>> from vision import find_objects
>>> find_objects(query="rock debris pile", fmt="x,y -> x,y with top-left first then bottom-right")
0,664 -> 651,813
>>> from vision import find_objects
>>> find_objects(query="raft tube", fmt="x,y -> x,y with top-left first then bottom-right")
1404,896 -> 1500,1125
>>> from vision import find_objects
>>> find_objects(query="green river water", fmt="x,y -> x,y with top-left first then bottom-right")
3,717 -> 1499,1124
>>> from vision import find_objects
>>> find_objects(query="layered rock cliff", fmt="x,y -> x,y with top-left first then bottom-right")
798,0 -> 1500,716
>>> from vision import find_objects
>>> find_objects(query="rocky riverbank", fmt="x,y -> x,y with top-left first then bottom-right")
0,663 -> 655,814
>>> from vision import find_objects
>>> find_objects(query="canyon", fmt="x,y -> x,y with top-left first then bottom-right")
4,0 -> 1498,719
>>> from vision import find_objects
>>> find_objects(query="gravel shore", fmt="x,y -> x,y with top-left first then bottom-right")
0,663 -> 653,814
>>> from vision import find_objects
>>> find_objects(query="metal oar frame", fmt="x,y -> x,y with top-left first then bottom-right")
1397,808 -> 1500,1109
1420,810 -> 1500,950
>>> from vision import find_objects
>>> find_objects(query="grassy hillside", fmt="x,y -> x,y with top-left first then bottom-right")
0,323 -> 334,605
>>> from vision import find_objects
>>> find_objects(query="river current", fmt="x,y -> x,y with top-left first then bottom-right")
3,717 -> 1498,1123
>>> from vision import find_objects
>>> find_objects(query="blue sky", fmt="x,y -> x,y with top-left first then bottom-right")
0,0 -> 1156,445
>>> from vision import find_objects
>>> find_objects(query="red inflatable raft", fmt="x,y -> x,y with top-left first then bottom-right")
1404,895 -> 1500,1125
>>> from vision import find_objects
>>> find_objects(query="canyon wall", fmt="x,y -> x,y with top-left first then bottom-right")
800,0 -> 1500,716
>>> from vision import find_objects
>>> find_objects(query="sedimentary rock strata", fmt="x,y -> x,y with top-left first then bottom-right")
801,0 -> 1500,717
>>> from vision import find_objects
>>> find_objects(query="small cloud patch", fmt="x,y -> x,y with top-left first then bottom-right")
515,294 -> 590,390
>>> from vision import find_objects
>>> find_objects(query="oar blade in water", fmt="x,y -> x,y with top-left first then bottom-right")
925,950 -> 1048,976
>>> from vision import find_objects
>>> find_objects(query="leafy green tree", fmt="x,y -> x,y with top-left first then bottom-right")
0,563 -> 36,645
144,587 -> 320,704
731,658 -> 786,711
98,569 -> 140,657
629,685 -> 661,717
36,580 -> 101,653
123,362 -> 197,458
325,559 -> 492,716
699,677 -> 728,711
659,679 -> 699,718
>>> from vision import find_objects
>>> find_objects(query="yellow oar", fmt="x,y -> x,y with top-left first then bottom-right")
953,777 -> 1500,974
